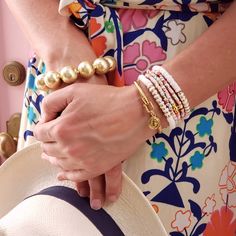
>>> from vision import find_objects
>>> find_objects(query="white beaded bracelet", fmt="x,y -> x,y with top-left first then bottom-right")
146,71 -> 179,121
152,66 -> 181,93
152,66 -> 190,118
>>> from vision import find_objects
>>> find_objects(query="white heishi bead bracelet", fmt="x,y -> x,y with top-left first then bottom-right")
138,75 -> 176,129
147,71 -> 179,121
152,66 -> 190,118
152,66 -> 181,93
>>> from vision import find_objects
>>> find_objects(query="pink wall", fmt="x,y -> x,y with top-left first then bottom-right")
0,1 -> 31,131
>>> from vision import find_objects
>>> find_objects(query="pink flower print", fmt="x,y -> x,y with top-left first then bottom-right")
119,9 -> 159,33
123,40 -> 166,85
171,210 -> 192,232
202,194 -> 216,216
219,161 -> 236,208
217,82 -> 236,112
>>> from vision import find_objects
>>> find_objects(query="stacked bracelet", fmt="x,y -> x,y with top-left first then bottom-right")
35,56 -> 116,91
136,66 -> 190,130
138,74 -> 176,129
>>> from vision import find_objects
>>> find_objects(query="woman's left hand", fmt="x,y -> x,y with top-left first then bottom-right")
34,82 -> 152,181
72,163 -> 122,210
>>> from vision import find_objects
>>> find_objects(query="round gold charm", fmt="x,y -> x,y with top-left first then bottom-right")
60,66 -> 78,83
77,61 -> 95,79
148,116 -> 161,131
44,71 -> 61,89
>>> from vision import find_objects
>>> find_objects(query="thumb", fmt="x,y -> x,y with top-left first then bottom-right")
40,87 -> 74,123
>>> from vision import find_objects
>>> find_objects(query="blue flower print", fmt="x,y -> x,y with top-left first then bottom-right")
27,106 -> 36,124
150,142 -> 168,163
190,151 -> 205,170
196,117 -> 213,137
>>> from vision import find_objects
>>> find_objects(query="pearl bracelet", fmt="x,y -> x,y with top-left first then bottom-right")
35,56 -> 116,91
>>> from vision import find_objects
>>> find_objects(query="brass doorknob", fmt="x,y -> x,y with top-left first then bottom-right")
2,61 -> 26,86
0,132 -> 17,159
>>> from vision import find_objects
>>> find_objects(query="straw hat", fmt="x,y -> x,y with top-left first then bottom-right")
0,142 -> 167,236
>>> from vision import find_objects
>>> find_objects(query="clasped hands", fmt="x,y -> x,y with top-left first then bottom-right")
34,83 -> 150,210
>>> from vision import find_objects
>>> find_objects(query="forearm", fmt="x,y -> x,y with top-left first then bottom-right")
164,2 -> 236,108
4,0 -> 106,84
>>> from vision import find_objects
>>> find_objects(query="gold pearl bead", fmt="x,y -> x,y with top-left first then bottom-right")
93,58 -> 110,75
35,74 -> 49,91
60,66 -> 78,84
44,71 -> 61,89
77,61 -> 95,79
104,56 -> 116,71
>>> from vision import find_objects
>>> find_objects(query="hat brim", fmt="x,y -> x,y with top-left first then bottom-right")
0,142 -> 167,235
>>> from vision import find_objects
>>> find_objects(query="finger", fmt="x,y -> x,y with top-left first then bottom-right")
105,164 -> 122,203
41,142 -> 64,158
89,176 -> 105,210
41,153 -> 72,170
35,113 -> 71,142
40,86 -> 74,123
76,181 -> 90,197
34,120 -> 58,142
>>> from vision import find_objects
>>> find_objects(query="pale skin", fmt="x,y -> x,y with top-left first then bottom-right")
5,0 -> 236,210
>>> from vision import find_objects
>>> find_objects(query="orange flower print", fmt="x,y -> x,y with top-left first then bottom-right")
68,3 -> 82,18
219,161 -> 236,208
203,206 -> 236,236
91,36 -> 107,57
89,18 -> 107,57
89,18 -> 102,36
202,194 -> 216,216
171,210 -> 192,232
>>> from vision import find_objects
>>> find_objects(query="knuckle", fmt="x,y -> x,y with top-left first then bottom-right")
41,96 -> 50,113
80,158 -> 94,170
33,126 -> 40,139
52,124 -> 64,140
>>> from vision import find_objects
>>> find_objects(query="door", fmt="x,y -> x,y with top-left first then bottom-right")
0,1 -> 31,161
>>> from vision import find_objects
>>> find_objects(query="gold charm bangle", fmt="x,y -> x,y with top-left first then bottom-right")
134,81 -> 162,133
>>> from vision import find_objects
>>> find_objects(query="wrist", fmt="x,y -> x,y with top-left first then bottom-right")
125,85 -> 168,141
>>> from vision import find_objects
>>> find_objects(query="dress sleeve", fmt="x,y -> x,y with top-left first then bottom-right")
58,0 -> 75,15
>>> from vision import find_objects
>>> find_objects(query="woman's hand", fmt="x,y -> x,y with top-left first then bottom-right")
75,164 -> 122,210
34,83 -> 155,181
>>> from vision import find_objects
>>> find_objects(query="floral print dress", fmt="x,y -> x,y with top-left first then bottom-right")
18,0 -> 236,235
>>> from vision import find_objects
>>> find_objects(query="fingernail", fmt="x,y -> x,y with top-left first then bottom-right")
78,189 -> 88,197
108,195 -> 117,203
91,199 -> 102,210
57,174 -> 66,181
